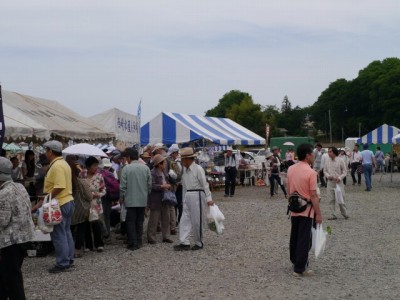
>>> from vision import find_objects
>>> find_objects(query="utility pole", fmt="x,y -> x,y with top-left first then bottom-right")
329,109 -> 332,145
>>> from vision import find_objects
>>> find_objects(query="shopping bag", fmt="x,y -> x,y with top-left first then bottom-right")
311,224 -> 327,259
334,185 -> 345,205
162,190 -> 178,206
42,194 -> 63,225
38,206 -> 53,234
120,202 -> 127,222
207,204 -> 225,234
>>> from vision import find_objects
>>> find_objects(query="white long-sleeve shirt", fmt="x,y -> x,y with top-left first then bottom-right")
182,161 -> 212,202
320,153 -> 329,170
324,157 -> 347,181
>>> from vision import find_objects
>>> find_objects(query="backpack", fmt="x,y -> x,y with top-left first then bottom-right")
100,169 -> 120,201
287,192 -> 312,215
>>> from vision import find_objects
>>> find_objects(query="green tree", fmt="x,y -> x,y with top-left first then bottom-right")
281,95 -> 292,113
226,96 -> 267,137
206,90 -> 251,117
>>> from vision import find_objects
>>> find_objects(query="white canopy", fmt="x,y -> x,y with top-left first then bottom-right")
3,102 -> 50,140
392,133 -> 400,144
90,108 -> 139,146
3,90 -> 114,140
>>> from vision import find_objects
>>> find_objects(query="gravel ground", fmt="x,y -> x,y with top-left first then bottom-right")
23,172 -> 400,300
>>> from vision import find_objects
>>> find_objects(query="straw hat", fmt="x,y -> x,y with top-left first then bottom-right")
265,152 -> 274,159
152,154 -> 166,166
180,147 -> 197,158
141,152 -> 151,159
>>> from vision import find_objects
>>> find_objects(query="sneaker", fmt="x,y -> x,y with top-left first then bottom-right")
292,270 -> 314,277
173,244 -> 191,251
162,238 -> 174,243
48,265 -> 70,274
328,216 -> 338,220
97,246 -> 104,252
84,248 -> 92,252
191,245 -> 203,251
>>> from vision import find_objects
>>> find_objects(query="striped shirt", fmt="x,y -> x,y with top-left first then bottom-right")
324,157 -> 347,181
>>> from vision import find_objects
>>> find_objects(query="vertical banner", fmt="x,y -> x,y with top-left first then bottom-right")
265,123 -> 270,149
136,100 -> 142,148
0,85 -> 5,150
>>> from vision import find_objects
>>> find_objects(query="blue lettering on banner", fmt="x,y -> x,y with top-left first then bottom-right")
117,117 -> 138,133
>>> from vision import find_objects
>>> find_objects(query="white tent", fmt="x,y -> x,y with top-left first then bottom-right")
3,102 -> 50,140
90,108 -> 139,146
3,90 -> 114,140
392,133 -> 400,144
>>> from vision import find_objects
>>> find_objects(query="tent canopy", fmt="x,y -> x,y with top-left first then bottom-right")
141,112 -> 265,146
357,124 -> 400,145
90,108 -> 139,146
392,133 -> 400,144
3,90 -> 114,140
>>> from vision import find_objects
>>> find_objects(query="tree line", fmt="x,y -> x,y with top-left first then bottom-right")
205,57 -> 400,140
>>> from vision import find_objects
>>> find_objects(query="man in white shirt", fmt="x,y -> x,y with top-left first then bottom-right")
350,144 -> 362,185
320,149 -> 329,188
313,144 -> 325,187
224,146 -> 239,197
174,148 -> 214,251
324,147 -> 349,220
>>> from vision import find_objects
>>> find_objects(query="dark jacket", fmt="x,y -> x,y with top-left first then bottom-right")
147,168 -> 169,210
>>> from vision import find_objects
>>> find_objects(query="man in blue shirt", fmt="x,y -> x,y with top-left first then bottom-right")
360,144 -> 376,192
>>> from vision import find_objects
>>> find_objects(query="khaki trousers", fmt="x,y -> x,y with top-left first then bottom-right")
147,203 -> 171,242
327,180 -> 348,218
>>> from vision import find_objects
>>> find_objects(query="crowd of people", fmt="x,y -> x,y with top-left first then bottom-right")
0,141 -> 215,299
0,139 -> 397,297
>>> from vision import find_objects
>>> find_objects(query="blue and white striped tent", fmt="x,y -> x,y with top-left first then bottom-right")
141,112 -> 265,146
392,133 -> 400,144
357,124 -> 400,144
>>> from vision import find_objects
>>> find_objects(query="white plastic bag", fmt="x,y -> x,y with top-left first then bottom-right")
311,224 -> 327,259
38,207 -> 53,234
334,185 -> 345,205
168,169 -> 177,180
120,202 -> 127,222
207,204 -> 225,234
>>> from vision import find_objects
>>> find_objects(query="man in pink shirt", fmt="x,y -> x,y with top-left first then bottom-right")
287,144 -> 323,277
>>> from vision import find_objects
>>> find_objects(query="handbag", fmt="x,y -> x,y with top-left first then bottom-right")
42,194 -> 63,225
162,190 -> 178,206
357,164 -> 364,174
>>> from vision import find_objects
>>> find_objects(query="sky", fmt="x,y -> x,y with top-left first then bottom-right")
1,0 -> 399,124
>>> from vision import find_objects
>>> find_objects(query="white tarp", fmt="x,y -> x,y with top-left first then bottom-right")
90,108 -> 139,146
3,102 -> 50,140
3,90 -> 114,140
